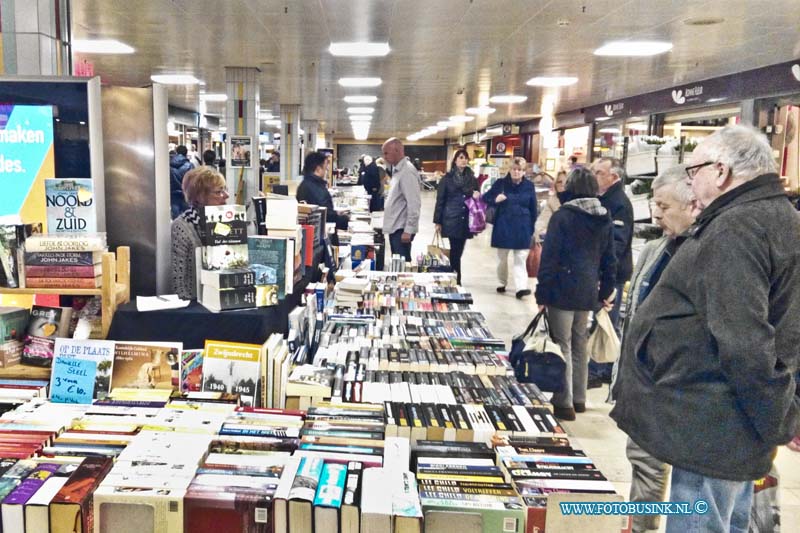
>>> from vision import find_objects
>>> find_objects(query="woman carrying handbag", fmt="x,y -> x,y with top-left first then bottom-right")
534,167 -> 617,421
433,149 -> 479,285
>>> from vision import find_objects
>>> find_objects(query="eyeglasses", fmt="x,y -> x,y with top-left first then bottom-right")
210,189 -> 228,196
685,161 -> 716,179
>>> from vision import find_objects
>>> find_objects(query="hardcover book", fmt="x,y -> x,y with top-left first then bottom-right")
202,340 -> 262,407
180,349 -> 204,393
25,276 -> 102,289
45,178 -> 97,233
201,285 -> 257,312
24,251 -> 103,267
200,268 -> 256,289
201,244 -> 249,271
0,307 -> 29,342
111,342 -> 181,390
23,233 -> 107,253
247,236 -> 294,299
49,457 -> 114,533
24,264 -> 102,278
201,204 -> 248,246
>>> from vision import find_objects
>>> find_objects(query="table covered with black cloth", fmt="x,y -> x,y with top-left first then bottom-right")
107,278 -> 309,349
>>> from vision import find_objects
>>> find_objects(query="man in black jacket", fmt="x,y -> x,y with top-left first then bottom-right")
170,145 -> 194,219
362,156 -> 383,212
297,151 -> 349,230
611,125 -> 800,533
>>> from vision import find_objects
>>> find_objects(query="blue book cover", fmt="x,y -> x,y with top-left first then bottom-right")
247,236 -> 290,299
44,178 -> 96,233
313,462 -> 347,508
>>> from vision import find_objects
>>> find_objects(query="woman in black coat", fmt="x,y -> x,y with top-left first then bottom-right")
433,149 -> 479,285
534,167 -> 617,421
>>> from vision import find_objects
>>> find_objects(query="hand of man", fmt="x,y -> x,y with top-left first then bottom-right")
434,224 -> 442,233
496,193 -> 507,203
401,232 -> 412,243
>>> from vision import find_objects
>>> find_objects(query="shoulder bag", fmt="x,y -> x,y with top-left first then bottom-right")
509,309 -> 566,392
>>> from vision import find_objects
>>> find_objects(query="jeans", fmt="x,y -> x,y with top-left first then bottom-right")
627,437 -> 670,532
448,237 -> 467,285
496,248 -> 528,291
666,466 -> 753,533
547,306 -> 591,409
389,229 -> 413,262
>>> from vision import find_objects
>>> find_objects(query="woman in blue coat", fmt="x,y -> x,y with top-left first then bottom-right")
482,157 -> 538,298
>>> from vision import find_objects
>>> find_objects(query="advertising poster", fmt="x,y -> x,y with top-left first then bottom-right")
230,135 -> 252,168
45,178 -> 97,233
0,105 -> 56,227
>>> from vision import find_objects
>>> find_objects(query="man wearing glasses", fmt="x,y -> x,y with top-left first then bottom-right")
611,125 -> 800,532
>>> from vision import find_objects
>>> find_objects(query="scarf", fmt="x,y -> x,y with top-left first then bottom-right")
184,205 -> 205,239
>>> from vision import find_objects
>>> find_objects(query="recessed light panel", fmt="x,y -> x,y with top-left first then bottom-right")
329,42 -> 390,57
465,106 -> 496,115
526,77 -> 578,87
489,95 -> 528,104
73,39 -> 134,54
594,40 -> 673,57
344,95 -> 378,104
338,77 -> 382,87
347,107 -> 374,114
151,74 -> 201,85
349,115 -> 373,121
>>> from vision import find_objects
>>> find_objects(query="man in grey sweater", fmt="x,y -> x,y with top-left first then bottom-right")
381,138 -> 421,262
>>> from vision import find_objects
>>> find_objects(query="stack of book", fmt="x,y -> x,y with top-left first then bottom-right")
217,406 -> 304,443
198,204 -> 259,312
297,203 -> 326,259
297,402 -> 385,466
332,276 -> 369,309
22,232 -> 107,289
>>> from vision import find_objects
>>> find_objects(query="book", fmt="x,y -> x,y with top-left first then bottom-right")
247,236 -> 294,299
201,244 -> 249,271
180,349 -> 204,393
23,233 -> 106,253
340,461 -> 362,533
201,285 -> 257,312
202,340 -> 261,407
25,276 -> 102,289
50,339 -> 115,403
0,307 -> 29,342
272,456 -> 301,533
111,342 -> 181,390
1,463 -> 62,532
313,462 -> 347,533
24,251 -> 104,267
360,467 -> 392,533
26,305 -> 72,339
24,264 -> 102,278
199,268 -> 256,289
45,178 -> 97,233
20,336 -> 56,368
92,484 -> 185,533
285,365 -> 333,397
288,456 -> 324,533
201,204 -> 248,246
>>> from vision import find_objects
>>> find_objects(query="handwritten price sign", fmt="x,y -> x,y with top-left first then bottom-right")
50,357 -> 96,404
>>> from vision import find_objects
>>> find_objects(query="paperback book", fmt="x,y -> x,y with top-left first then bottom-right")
111,342 -> 181,390
202,340 -> 262,407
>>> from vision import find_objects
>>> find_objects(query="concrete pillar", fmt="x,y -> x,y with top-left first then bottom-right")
302,119 -> 319,152
280,104 -> 301,181
225,67 -> 260,224
0,0 -> 70,75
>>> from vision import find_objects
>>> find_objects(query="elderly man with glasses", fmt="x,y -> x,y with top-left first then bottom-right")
611,125 -> 800,533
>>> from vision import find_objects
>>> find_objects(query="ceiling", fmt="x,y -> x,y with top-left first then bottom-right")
71,0 -> 800,140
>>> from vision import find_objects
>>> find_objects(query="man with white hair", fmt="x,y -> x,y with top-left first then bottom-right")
611,125 -> 800,532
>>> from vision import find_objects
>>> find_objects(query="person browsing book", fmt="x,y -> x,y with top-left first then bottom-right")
171,167 -> 229,300
297,151 -> 350,230
433,149 -> 480,285
381,138 -> 422,262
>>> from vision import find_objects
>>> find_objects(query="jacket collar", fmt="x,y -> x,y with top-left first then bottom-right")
689,173 -> 786,237
303,173 -> 328,186
601,179 -> 623,198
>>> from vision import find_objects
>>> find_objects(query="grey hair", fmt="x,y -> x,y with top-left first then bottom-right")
597,156 -> 628,182
699,124 -> 777,181
652,164 -> 693,207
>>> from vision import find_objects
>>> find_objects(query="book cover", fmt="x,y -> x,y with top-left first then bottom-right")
45,179 -> 97,233
200,268 -> 256,289
21,336 -> 56,367
201,244 -> 249,271
26,305 -> 71,338
92,485 -> 185,533
111,342 -> 180,390
50,339 -> 115,403
201,204 -> 248,246
24,264 -> 101,278
25,276 -> 101,289
24,251 -> 103,267
180,349 -> 204,393
23,233 -> 106,253
202,340 -> 261,407
313,462 -> 347,507
0,307 -> 29,342
247,236 -> 294,299
184,483 -> 272,533
288,456 -> 324,502
201,285 -> 257,312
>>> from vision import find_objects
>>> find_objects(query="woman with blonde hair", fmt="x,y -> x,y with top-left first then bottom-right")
535,170 -> 567,244
171,166 -> 230,299
482,156 -> 538,298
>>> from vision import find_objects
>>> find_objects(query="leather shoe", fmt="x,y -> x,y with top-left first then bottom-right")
574,402 -> 586,413
496,286 -> 506,293
553,406 -> 576,421
516,289 -> 531,299
587,376 -> 603,389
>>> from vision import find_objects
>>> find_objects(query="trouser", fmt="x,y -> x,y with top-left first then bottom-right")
667,466 -> 753,533
547,306 -> 590,409
496,248 -> 528,291
448,237 -> 467,285
626,437 -> 671,532
389,229 -> 414,262
588,281 -> 626,381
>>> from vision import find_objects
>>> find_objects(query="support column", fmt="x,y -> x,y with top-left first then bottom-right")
225,67 -> 260,226
280,104 -> 301,182
0,0 -> 70,75
302,119 -> 319,153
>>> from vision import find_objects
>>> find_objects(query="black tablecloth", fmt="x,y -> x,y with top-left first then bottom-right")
107,278 -> 309,349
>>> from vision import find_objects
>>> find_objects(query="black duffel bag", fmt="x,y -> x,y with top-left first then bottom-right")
509,310 -> 566,392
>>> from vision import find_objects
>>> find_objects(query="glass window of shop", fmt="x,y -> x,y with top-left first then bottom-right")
755,96 -> 800,191
662,104 -> 740,162
591,120 -> 625,161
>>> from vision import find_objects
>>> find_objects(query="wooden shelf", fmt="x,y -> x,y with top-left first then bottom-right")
0,364 -> 51,380
0,246 -> 131,338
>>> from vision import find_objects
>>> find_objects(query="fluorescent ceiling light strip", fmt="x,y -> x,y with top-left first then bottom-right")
339,77 -> 382,87
349,115 -> 373,121
593,40 -> 673,57
151,74 -> 201,85
489,94 -> 528,104
346,107 -> 374,114
465,106 -> 496,115
526,76 -> 578,87
344,95 -> 378,104
73,39 -> 134,54
329,42 -> 390,57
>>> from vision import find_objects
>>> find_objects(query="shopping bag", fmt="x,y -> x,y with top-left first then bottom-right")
588,309 -> 621,363
527,241 -> 541,278
749,466 -> 779,533
465,197 -> 487,234
509,310 -> 566,392
428,231 -> 450,259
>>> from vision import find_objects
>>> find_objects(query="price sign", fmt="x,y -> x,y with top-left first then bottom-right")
50,357 -> 96,404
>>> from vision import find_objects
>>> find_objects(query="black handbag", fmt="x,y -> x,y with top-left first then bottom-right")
509,310 -> 566,392
486,184 -> 503,225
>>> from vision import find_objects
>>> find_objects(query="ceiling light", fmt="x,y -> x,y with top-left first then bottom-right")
526,76 -> 578,87
594,40 -> 673,57
200,93 -> 227,102
260,112 -> 275,120
264,119 -> 281,127
598,127 -> 621,133
351,121 -> 372,128
347,107 -> 374,114
349,115 -> 373,121
489,94 -> 528,104
344,95 -> 378,104
407,135 -> 419,141
449,115 -> 474,122
329,42 -> 391,57
436,121 -> 451,128
72,39 -> 134,54
151,74 -> 201,85
432,126 -> 447,132
339,77 -> 382,88
465,106 -> 496,115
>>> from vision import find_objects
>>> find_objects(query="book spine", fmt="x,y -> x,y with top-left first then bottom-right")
24,251 -> 99,266
217,270 -> 256,288
217,286 -> 257,310
313,462 -> 347,507
24,237 -> 105,252
25,277 -> 99,289
24,265 -> 98,278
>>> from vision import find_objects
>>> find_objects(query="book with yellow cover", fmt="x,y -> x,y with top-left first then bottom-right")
202,340 -> 262,407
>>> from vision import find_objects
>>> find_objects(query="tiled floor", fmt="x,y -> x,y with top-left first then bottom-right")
409,189 -> 800,531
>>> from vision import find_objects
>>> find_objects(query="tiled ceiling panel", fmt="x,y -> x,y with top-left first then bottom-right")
70,0 -> 800,140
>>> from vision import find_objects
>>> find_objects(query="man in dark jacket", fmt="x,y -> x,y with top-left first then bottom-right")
362,156 -> 383,212
170,145 -> 194,219
297,151 -> 349,231
610,125 -> 800,533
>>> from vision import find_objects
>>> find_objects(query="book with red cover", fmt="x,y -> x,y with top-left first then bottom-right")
25,277 -> 101,289
49,456 -> 113,533
184,483 -> 274,533
301,225 -> 315,266
24,265 -> 102,278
